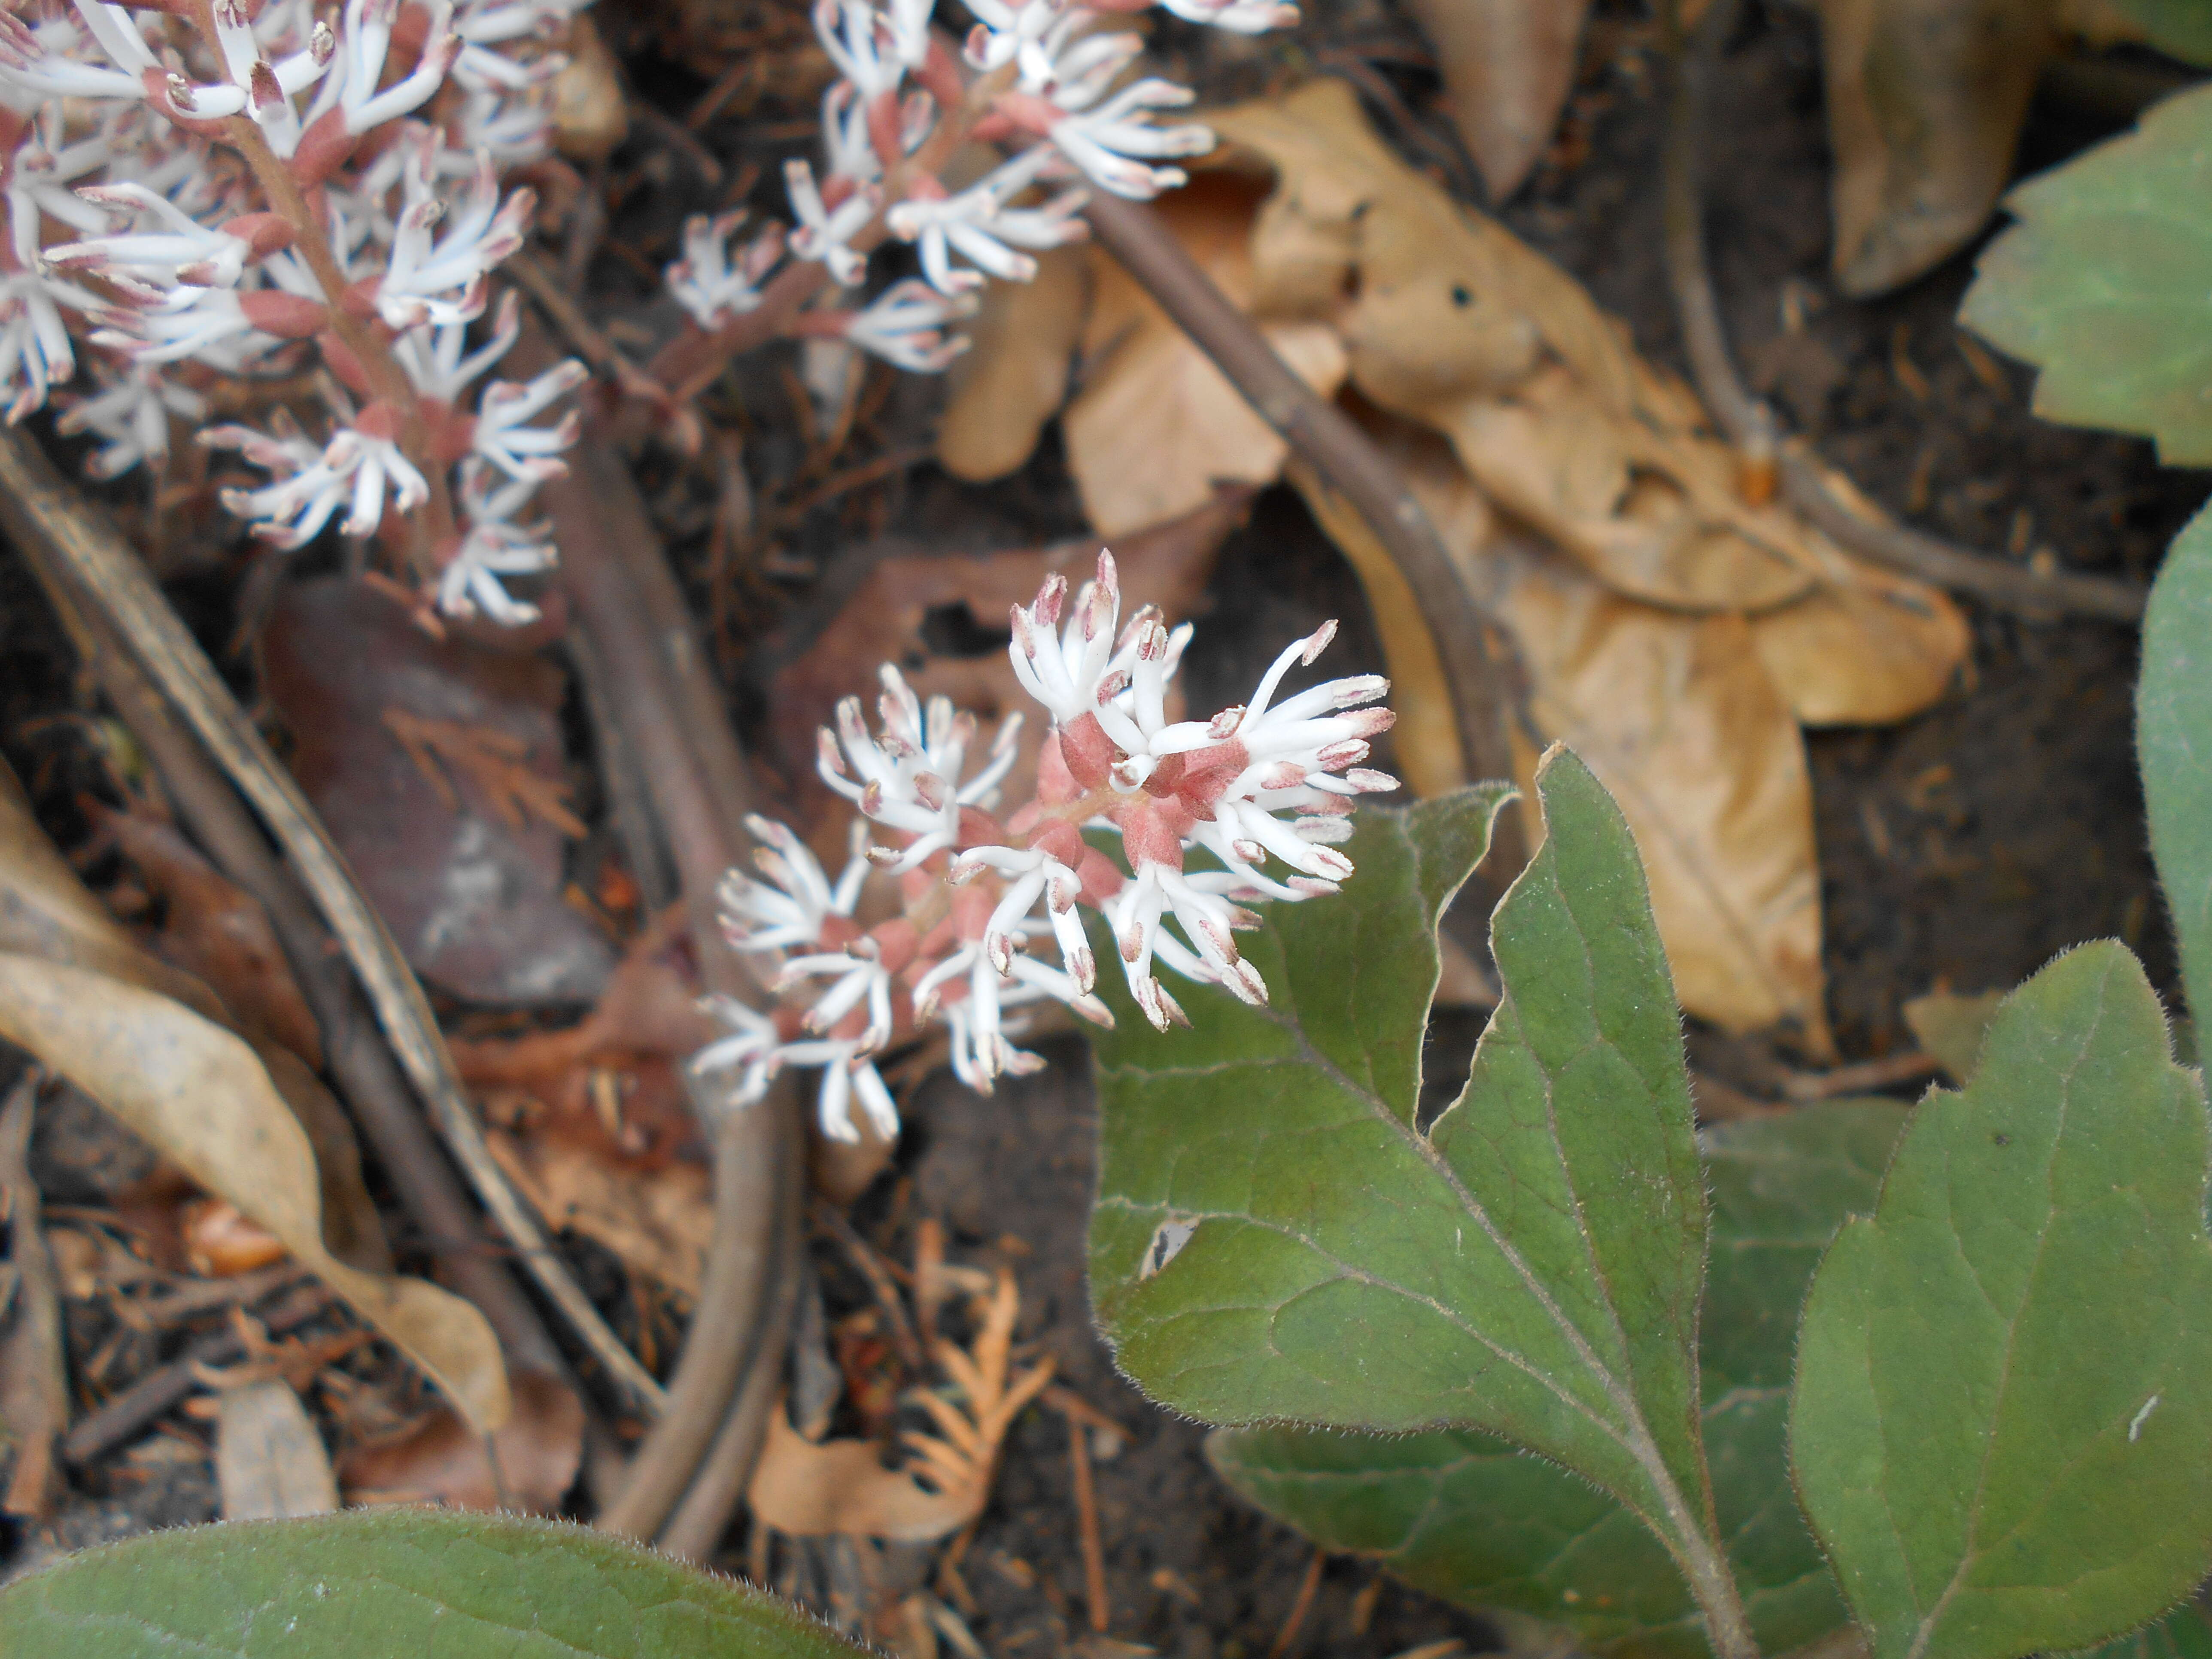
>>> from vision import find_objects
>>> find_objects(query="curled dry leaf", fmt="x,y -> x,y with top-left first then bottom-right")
337,1367 -> 584,1514
0,957 -> 511,1434
1212,80 -> 1853,613
941,175 -> 1346,539
762,495 -> 1249,860
263,578 -> 613,1006
1403,0 -> 1594,202
748,1267 -> 1054,1541
215,1378 -> 340,1521
1817,0 -> 2055,297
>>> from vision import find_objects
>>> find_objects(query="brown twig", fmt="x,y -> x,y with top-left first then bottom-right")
1080,193 -> 1522,791
527,327 -> 803,1546
1270,1550 -> 1326,1659
1779,1049 -> 1941,1104
61,1280 -> 330,1466
1659,0 -> 2147,624
0,1073 -> 67,1517
1064,1405 -> 1111,1634
811,1195 -> 926,1376
0,428 -> 660,1410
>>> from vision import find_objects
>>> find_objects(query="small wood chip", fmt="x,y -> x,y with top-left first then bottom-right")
215,1378 -> 338,1519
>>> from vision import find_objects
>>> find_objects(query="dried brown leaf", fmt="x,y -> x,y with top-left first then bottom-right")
264,578 -> 613,1006
0,957 -> 512,1433
1066,175 -> 1347,538
1818,0 -> 2054,297
337,1367 -> 584,1514
939,244 -> 1090,483
1748,564 -> 1968,725
1404,0 -> 1595,201
214,1378 -> 339,1520
552,12 -> 628,161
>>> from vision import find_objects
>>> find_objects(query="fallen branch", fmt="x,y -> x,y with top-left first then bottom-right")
0,1073 -> 67,1518
1660,0 -> 2148,624
1080,192 -> 1524,790
0,428 -> 661,1411
527,350 -> 803,1550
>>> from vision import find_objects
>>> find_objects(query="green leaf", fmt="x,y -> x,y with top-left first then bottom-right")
1959,84 -> 2212,465
1790,942 -> 2212,1659
0,1509 -> 867,1658
2110,0 -> 2212,66
1088,753 -> 1722,1576
1209,1102 -> 1908,1659
2140,504 -> 2212,1023
2075,1605 -> 2212,1659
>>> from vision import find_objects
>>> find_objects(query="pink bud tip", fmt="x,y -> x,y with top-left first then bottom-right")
1300,618 -> 1338,665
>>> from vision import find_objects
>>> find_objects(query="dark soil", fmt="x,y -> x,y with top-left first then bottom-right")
1,0 -> 2203,1650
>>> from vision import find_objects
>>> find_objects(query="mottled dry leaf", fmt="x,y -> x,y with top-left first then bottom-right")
487,1121 -> 712,1299
1211,81 -> 1859,613
264,578 -> 613,1006
762,498 -> 1246,861
1404,0 -> 1593,202
0,957 -> 510,1434
215,1379 -> 339,1520
338,1368 -> 583,1515
1818,0 -> 2054,298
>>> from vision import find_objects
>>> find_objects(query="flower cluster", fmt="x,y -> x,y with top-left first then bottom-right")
695,553 -> 1394,1143
0,0 -> 1296,624
0,0 -> 586,622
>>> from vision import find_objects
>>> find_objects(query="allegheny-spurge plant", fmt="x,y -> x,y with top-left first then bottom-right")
11,1 -> 2212,1658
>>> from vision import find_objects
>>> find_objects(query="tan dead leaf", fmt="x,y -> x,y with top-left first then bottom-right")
1210,81 -> 1858,613
1748,562 -> 1968,726
1404,0 -> 1595,202
215,1379 -> 339,1520
0,957 -> 511,1434
1362,410 -> 1829,1042
552,12 -> 629,162
0,760 -> 223,1023
764,497 -> 1247,862
182,1197 -> 290,1278
1494,541 -> 1829,1045
1066,174 -> 1347,537
1902,986 -> 2006,1083
337,1368 -> 584,1514
1818,0 -> 2054,297
939,244 -> 1090,483
749,1267 -> 1053,1541
258,1045 -> 394,1276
